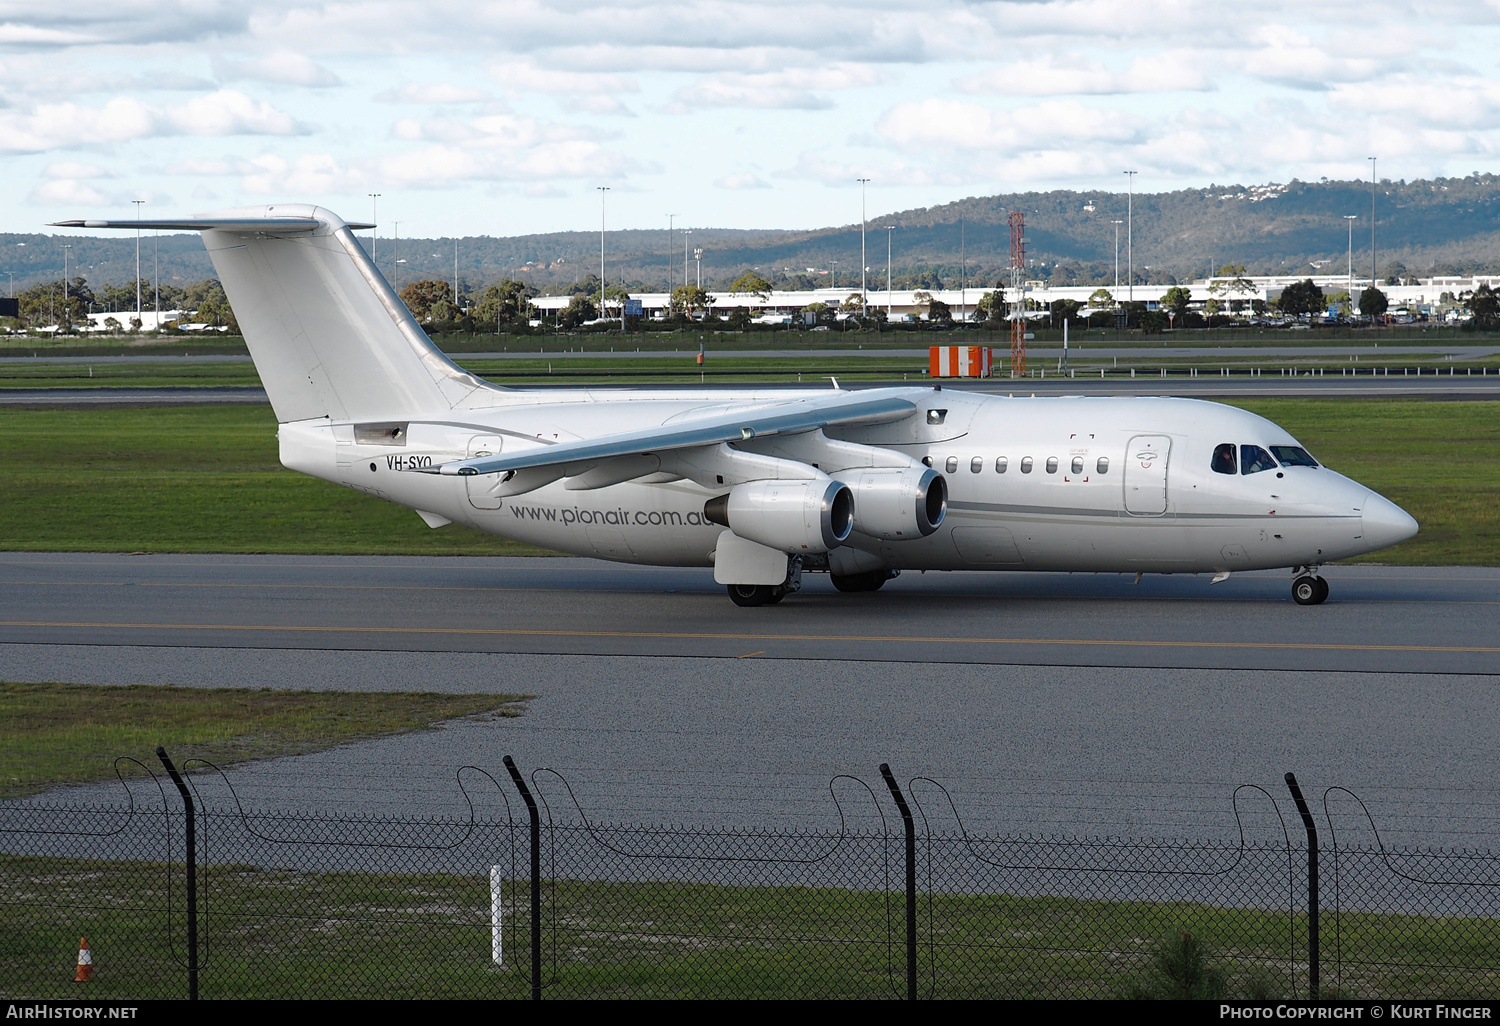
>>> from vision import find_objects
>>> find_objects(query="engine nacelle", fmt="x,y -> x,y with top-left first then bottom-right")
704,479 -> 854,553
840,466 -> 947,539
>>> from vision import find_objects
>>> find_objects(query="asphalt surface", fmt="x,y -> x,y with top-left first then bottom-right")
2,553 -> 1498,847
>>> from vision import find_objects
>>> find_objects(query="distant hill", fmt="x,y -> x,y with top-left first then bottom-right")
9,173 -> 1500,296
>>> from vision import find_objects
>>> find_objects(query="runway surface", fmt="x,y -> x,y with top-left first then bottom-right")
2,553 -> 1498,848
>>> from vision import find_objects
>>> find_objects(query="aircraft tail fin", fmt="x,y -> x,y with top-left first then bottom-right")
54,205 -> 493,422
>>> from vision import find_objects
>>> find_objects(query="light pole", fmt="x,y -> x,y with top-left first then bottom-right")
1369,157 -> 1378,288
1111,221 -> 1122,291
667,214 -> 675,293
857,177 -> 870,309
62,244 -> 71,332
368,193 -> 380,267
684,231 -> 692,288
132,199 -> 144,326
1344,215 -> 1357,304
597,186 -> 610,321
453,238 -> 459,306
694,247 -> 703,289
831,260 -> 838,291
1128,180 -> 1137,300
392,222 -> 400,289
886,226 -> 895,318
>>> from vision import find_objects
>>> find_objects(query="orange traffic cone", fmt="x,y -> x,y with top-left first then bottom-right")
73,937 -> 93,982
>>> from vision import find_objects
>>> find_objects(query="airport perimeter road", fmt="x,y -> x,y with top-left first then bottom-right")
2,553 -> 1498,843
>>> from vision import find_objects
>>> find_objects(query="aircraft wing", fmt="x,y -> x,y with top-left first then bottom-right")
48,218 -> 374,232
426,392 -> 918,477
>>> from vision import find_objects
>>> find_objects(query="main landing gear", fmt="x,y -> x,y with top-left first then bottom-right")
1292,570 -> 1330,605
830,569 -> 900,593
727,583 -> 788,607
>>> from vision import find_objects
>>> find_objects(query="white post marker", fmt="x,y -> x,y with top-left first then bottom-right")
490,866 -> 503,965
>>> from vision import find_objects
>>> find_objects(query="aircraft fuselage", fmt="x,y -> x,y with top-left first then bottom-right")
278,386 -> 1415,576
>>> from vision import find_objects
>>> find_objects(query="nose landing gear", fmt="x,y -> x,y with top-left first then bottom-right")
1292,569 -> 1329,605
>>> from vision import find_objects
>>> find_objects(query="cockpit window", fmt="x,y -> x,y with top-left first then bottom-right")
1241,445 -> 1279,475
1271,445 -> 1319,468
1211,443 -> 1237,475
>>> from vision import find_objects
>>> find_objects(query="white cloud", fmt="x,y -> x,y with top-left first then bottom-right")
956,53 -> 1213,97
28,178 -> 110,206
168,90 -> 306,135
1328,75 -> 1500,130
0,1 -> 249,49
670,65 -> 882,112
376,82 -> 490,104
0,91 -> 305,153
780,153 -> 955,188
489,60 -> 638,96
877,98 -> 1141,154
715,173 -> 770,189
213,51 -> 342,88
43,161 -> 111,179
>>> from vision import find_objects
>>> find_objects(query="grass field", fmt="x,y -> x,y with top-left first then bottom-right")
0,406 -> 548,555
1,855 -> 1490,999
0,400 -> 1492,563
0,682 -> 528,799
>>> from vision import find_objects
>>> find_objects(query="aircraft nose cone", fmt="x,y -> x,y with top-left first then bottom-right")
1361,492 -> 1418,551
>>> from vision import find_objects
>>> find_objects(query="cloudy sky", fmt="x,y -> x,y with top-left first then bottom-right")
2,0 -> 1498,237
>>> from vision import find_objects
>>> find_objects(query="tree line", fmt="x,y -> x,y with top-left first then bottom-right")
2,277 -> 238,332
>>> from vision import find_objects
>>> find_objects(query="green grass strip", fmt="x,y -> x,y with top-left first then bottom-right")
2,856 -> 1495,998
0,400 -> 1493,563
0,682 -> 528,799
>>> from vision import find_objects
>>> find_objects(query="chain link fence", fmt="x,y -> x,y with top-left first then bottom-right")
2,752 -> 1498,1000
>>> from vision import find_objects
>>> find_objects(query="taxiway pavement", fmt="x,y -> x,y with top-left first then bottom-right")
1,553 -> 1497,847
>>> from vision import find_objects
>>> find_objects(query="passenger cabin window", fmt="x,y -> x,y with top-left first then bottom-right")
996,456 -> 1008,474
970,457 -> 983,474
945,456 -> 959,474
1045,457 -> 1059,474
1096,457 -> 1110,475
1211,443 -> 1237,475
1271,445 -> 1319,468
1241,445 -> 1279,475
1071,456 -> 1084,474
1020,457 -> 1033,474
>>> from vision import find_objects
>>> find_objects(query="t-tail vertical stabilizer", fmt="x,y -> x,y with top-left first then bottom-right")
52,205 -> 495,422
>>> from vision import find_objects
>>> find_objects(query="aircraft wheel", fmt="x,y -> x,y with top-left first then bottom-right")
728,583 -> 774,607
830,570 -> 894,593
1292,575 -> 1320,605
1314,577 -> 1330,604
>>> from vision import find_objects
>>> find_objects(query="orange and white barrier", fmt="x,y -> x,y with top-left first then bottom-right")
929,346 -> 992,378
74,937 -> 93,982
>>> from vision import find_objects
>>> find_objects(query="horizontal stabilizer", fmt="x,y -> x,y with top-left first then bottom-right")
49,218 -> 374,232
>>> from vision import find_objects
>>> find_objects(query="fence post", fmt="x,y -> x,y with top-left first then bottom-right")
879,763 -> 917,1001
155,746 -> 198,1001
503,756 -> 541,1001
1284,772 -> 1319,1000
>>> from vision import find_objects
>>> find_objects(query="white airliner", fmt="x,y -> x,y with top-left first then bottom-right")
56,205 -> 1417,606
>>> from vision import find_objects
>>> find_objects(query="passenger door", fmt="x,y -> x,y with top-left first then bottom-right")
1124,435 -> 1171,516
